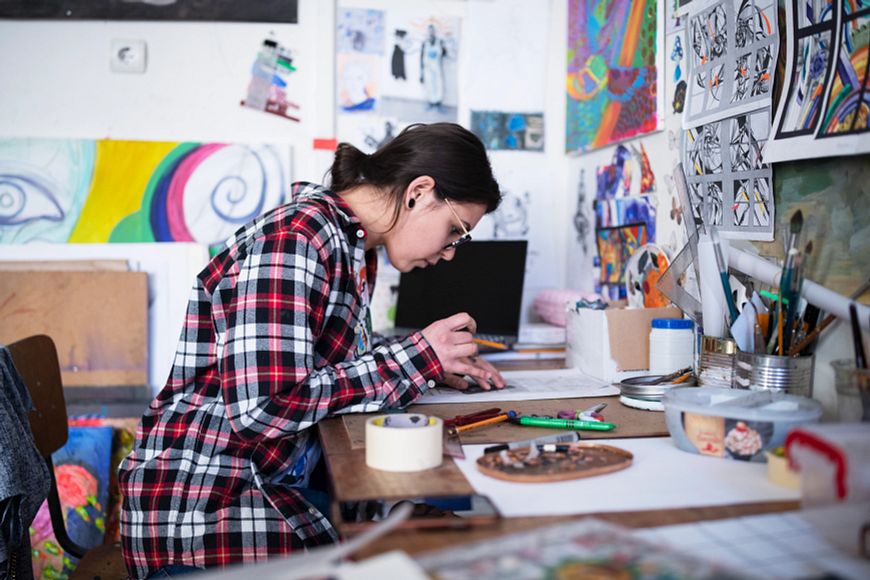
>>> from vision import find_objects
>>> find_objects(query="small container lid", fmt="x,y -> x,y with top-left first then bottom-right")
652,318 -> 694,330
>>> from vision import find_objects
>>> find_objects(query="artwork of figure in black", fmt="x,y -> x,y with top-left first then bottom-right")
391,29 -> 408,81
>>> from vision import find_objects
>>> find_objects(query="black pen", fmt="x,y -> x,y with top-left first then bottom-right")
483,432 -> 581,454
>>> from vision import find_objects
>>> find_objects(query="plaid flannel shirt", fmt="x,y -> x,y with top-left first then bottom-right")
119,182 -> 444,578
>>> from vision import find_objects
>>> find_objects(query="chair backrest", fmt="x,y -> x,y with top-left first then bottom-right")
7,334 -> 69,457
7,334 -> 88,560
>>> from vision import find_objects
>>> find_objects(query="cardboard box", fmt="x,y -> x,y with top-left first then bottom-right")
566,306 -> 683,381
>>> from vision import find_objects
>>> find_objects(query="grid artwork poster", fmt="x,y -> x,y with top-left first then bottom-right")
566,0 -> 663,153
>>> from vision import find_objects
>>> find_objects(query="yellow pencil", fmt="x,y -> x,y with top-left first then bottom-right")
473,337 -> 509,350
454,413 -> 509,433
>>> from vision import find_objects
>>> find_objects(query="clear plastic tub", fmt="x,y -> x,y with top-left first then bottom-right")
662,387 -> 822,462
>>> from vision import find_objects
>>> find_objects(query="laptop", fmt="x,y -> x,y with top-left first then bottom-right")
387,240 -> 528,348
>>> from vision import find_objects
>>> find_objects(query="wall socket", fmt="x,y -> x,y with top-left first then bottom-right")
110,39 -> 147,74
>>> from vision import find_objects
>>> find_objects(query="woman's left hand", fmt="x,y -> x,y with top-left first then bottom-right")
439,356 -> 506,391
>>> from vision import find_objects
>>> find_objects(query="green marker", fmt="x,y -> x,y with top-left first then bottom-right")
516,416 -> 615,431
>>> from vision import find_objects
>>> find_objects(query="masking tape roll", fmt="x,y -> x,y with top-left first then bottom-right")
365,413 -> 443,472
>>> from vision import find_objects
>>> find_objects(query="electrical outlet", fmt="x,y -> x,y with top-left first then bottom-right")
110,39 -> 147,74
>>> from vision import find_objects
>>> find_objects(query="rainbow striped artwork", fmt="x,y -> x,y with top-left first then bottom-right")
0,138 -> 291,247
566,0 -> 662,153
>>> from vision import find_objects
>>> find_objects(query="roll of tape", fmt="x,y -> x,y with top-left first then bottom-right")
365,413 -> 443,472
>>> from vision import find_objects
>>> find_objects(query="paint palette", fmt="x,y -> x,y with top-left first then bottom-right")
476,443 -> 632,483
625,243 -> 671,308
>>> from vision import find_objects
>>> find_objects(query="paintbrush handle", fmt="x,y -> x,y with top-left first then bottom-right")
850,303 -> 867,369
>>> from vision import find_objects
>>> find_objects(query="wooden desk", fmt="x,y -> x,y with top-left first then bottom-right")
318,364 -> 799,558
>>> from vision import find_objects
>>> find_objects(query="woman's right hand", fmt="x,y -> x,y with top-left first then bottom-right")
421,312 -> 503,389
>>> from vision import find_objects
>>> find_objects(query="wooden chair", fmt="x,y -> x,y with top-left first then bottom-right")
8,335 -> 127,580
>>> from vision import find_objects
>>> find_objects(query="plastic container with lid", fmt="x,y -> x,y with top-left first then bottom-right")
649,318 -> 694,374
662,387 -> 823,462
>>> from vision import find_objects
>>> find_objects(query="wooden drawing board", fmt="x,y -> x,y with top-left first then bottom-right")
0,270 -> 148,387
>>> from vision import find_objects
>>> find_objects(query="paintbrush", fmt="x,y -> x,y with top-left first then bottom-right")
769,210 -> 803,354
784,240 -> 812,351
849,303 -> 867,369
710,227 -> 740,327
788,277 -> 870,356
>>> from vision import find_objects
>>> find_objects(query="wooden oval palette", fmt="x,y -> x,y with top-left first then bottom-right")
476,443 -> 633,483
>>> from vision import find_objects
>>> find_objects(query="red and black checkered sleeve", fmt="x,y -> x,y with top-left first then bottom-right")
217,230 -> 442,442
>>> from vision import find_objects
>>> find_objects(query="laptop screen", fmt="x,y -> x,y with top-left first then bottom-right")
394,240 -> 528,337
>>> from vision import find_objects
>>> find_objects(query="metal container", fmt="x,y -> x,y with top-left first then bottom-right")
698,335 -> 736,389
732,351 -> 815,397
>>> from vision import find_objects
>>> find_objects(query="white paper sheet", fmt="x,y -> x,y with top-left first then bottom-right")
416,368 -> 618,405
453,437 -> 799,517
634,506 -> 870,580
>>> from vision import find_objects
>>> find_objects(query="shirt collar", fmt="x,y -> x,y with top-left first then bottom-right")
292,181 -> 367,242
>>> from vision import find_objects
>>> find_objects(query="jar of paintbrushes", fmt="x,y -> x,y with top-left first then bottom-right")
732,350 -> 815,398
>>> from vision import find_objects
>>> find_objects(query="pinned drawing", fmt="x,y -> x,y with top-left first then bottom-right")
573,169 -> 591,254
0,138 -> 291,247
0,139 -> 95,244
492,191 -> 530,239
684,0 -> 778,127
242,38 -> 300,123
336,8 -> 386,114
566,0 -> 663,152
381,14 -> 461,122
682,110 -> 773,238
765,0 -> 869,161
470,111 -> 545,151
596,222 -> 648,285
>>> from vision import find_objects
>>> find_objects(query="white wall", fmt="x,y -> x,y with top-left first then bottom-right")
0,1 -> 336,179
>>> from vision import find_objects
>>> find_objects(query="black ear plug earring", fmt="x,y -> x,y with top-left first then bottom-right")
408,199 -> 416,209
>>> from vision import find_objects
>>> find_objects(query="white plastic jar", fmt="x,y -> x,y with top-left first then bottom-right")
649,318 -> 695,374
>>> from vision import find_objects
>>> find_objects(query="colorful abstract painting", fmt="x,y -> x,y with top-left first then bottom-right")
566,0 -> 662,152
470,111 -> 545,151
0,138 -> 291,247
596,222 -> 648,284
30,425 -> 113,579
765,0 -> 869,161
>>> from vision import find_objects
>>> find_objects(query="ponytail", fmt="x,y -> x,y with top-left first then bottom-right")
328,143 -> 370,193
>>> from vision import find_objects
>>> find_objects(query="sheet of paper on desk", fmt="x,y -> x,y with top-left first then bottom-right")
634,506 -> 870,580
416,368 -> 618,405
452,437 -> 798,517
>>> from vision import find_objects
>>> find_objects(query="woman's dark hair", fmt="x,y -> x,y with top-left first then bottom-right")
329,123 -> 501,229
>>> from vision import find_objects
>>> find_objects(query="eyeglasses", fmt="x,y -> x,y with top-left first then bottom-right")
443,198 -> 472,250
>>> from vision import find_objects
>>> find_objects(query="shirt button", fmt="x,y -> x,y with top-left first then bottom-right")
355,228 -> 366,239
308,507 -> 319,515
427,380 -> 436,388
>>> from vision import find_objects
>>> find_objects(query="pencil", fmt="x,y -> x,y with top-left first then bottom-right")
454,413 -> 510,433
473,337 -> 509,350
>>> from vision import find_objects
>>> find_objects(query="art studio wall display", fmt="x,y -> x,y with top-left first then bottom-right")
0,138 -> 292,248
765,0 -> 870,162
681,0 -> 779,241
566,0 -> 664,152
470,111 -> 545,151
0,0 -> 298,22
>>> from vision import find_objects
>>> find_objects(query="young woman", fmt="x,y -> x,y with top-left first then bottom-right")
119,123 -> 506,578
